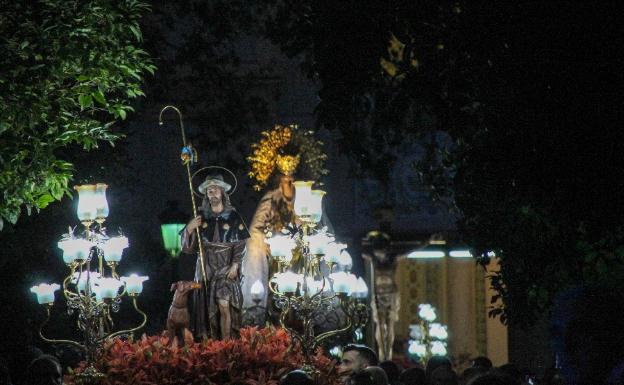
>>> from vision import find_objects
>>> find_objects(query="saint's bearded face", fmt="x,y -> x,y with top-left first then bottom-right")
206,185 -> 223,206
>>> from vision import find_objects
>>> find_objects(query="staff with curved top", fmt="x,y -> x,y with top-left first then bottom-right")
158,105 -> 208,285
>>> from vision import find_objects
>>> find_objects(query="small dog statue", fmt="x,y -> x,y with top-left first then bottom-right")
166,280 -> 201,346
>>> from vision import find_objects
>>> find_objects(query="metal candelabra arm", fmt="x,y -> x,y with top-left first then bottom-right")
102,296 -> 147,342
38,304 -> 87,352
310,295 -> 354,350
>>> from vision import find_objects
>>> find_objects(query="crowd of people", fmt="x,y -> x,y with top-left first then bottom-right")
280,345 -> 562,385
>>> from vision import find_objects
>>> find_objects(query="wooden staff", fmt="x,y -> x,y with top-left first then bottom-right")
158,105 -> 208,284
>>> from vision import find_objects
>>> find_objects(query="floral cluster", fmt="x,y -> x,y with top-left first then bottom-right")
66,327 -> 339,385
247,124 -> 328,191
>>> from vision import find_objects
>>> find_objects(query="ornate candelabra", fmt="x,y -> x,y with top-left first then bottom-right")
30,184 -> 148,384
267,181 -> 370,373
407,303 -> 449,363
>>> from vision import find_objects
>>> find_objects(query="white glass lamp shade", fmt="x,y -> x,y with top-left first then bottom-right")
94,183 -> 109,221
337,248 -> 353,270
101,236 -> 129,263
408,341 -> 427,357
304,277 -> 325,295
58,238 -> 94,263
276,271 -> 302,293
72,271 -> 101,292
75,184 -> 98,222
308,189 -> 326,223
431,341 -> 448,356
418,303 -> 437,322
293,181 -> 314,217
266,235 -> 296,262
30,283 -> 60,305
329,271 -> 352,294
250,280 -> 265,300
352,277 -> 369,299
429,323 -> 448,340
409,324 -> 424,340
97,278 -> 123,299
308,232 -> 335,255
323,242 -> 344,264
121,274 -> 149,295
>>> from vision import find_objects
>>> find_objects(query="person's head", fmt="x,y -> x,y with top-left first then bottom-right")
23,355 -> 62,385
471,357 -> 492,371
425,356 -> 452,379
399,367 -> 426,385
338,344 -> 379,379
429,366 -> 458,385
199,175 -> 232,215
362,366 -> 389,385
495,365 -> 522,384
280,370 -> 314,385
378,361 -> 401,383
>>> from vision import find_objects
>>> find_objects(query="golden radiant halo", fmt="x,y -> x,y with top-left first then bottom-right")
247,124 -> 328,191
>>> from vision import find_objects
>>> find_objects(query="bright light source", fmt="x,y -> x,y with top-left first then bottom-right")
120,274 -> 149,295
408,341 -> 427,357
418,303 -> 437,321
431,341 -> 447,356
449,250 -> 472,258
408,250 -> 445,259
429,323 -> 449,340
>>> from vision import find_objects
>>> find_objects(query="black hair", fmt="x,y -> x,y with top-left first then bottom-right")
343,344 -> 379,366
472,356 -> 493,370
399,367 -> 426,385
280,370 -> 314,385
379,360 -> 401,382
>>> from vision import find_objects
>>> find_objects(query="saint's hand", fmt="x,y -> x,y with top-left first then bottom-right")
226,265 -> 238,280
186,215 -> 202,234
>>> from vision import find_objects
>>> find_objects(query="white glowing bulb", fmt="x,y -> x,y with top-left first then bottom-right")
337,249 -> 352,269
418,303 -> 437,321
72,271 -> 101,292
409,324 -> 424,340
266,234 -> 296,261
276,271 -> 302,293
431,341 -> 447,356
121,274 -> 149,295
429,323 -> 448,340
96,278 -> 124,299
408,341 -> 427,357
58,238 -> 93,264
101,236 -> 129,263
308,232 -> 335,255
30,283 -> 61,305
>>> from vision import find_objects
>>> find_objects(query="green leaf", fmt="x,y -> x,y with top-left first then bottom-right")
92,90 -> 106,106
78,94 -> 93,108
129,24 -> 142,42
35,194 -> 55,208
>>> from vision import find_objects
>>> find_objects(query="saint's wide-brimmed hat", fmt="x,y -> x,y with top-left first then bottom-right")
198,174 -> 232,195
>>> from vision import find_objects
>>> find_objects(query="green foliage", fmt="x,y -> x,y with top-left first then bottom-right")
0,0 -> 155,226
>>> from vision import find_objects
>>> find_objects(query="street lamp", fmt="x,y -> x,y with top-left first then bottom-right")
158,200 -> 188,257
